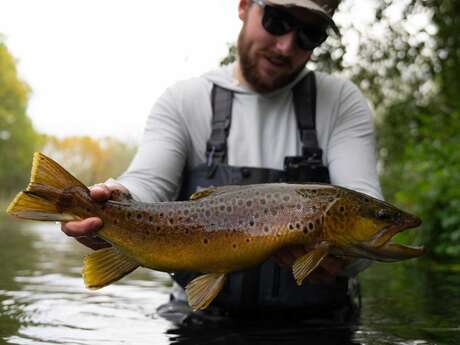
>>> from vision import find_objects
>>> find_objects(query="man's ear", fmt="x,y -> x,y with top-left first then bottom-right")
238,0 -> 252,21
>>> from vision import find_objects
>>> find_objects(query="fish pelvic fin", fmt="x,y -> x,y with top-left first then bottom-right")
6,152 -> 89,221
83,247 -> 139,289
292,242 -> 330,286
185,273 -> 226,311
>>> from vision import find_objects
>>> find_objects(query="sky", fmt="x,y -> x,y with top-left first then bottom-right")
0,0 -> 243,142
0,0 -> 379,143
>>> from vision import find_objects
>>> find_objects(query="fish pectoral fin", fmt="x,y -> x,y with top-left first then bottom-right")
185,273 -> 226,311
292,242 -> 330,286
83,247 -> 139,289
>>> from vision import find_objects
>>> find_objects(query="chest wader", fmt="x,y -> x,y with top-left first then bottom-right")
170,72 -> 360,322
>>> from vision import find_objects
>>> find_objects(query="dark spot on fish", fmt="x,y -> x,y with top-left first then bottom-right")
159,212 -> 164,218
185,229 -> 190,234
232,244 -> 237,249
308,222 -> 314,231
264,209 -> 269,214
264,226 -> 270,233
296,223 -> 301,229
114,219 -> 119,225
227,206 -> 232,213
246,200 -> 253,207
339,206 -> 345,213
127,212 -> 132,219
296,204 -> 302,210
220,205 -> 225,211
249,220 -> 255,227
246,238 -> 250,243
254,213 -> 260,219
283,196 -> 290,202
260,199 -> 266,205
203,239 -> 209,245
238,199 -> 244,206
289,224 -> 294,230
137,214 -> 142,220
149,216 -> 153,222
303,227 -> 308,234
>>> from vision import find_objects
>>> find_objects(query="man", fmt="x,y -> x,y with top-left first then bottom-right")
63,0 -> 382,321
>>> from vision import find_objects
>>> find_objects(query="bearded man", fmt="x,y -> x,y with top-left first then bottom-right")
62,0 -> 382,322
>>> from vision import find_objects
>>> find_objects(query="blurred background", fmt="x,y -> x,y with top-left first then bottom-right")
1,1 -> 460,344
1,0 -> 459,259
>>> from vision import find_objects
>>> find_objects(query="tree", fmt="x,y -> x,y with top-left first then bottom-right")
0,38 -> 42,195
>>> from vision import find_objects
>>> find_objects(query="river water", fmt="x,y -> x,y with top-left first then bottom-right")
1,218 -> 459,345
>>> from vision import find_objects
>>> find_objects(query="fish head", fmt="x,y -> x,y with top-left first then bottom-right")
324,189 -> 424,262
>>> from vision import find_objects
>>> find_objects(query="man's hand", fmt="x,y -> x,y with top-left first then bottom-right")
61,183 -> 122,250
273,245 -> 350,284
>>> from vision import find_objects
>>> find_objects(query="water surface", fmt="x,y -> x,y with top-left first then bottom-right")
1,218 -> 459,345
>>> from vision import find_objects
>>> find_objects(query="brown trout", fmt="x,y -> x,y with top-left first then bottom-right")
7,153 -> 424,310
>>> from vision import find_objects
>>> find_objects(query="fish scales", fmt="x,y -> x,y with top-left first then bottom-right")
95,184 -> 331,273
7,153 -> 424,311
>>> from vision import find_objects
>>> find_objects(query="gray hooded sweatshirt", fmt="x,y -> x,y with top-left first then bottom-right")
115,63 -> 382,277
117,63 -> 382,203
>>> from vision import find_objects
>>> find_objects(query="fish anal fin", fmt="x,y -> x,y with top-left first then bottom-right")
185,273 -> 226,311
83,247 -> 139,289
292,242 -> 330,286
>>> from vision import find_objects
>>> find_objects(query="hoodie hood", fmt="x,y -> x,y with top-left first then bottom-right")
202,62 -> 312,97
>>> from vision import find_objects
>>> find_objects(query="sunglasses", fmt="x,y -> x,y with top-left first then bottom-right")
252,0 -> 329,51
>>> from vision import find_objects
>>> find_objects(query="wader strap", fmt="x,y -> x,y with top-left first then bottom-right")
292,72 -> 321,158
206,85 -> 233,166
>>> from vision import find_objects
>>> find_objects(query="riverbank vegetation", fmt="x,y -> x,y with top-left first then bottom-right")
2,0 -> 459,259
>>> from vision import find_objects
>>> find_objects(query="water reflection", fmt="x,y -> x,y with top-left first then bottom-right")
0,218 -> 459,345
166,321 -> 359,345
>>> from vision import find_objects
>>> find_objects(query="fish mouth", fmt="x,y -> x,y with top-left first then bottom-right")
357,215 -> 425,262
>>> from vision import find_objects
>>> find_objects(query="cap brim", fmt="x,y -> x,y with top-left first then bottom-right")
267,0 -> 340,36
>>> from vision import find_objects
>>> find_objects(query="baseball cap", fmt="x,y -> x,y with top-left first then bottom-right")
266,0 -> 340,35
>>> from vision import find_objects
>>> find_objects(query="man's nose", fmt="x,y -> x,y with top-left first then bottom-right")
274,31 -> 297,55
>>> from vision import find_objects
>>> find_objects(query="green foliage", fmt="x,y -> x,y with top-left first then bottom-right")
0,40 -> 42,196
219,1 -> 460,259
379,104 -> 460,258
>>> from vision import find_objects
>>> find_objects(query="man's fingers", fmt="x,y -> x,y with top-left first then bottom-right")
89,184 -> 112,201
61,217 -> 103,237
75,236 -> 111,250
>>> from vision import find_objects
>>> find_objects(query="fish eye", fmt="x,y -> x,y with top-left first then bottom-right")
376,209 -> 392,220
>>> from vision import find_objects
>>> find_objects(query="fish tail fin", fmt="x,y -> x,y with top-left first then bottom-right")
6,152 -> 89,222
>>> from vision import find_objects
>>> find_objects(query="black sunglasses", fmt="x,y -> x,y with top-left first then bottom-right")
253,0 -> 329,51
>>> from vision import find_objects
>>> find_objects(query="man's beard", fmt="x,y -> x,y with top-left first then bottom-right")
237,27 -> 306,93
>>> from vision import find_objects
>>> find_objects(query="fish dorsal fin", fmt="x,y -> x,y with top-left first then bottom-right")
292,242 -> 330,286
190,185 -> 251,201
185,273 -> 226,310
190,188 -> 217,201
83,247 -> 139,289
